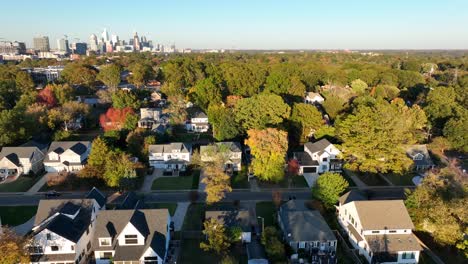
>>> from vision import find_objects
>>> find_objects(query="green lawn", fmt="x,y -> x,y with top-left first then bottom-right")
182,203 -> 205,231
0,206 -> 37,226
258,175 -> 309,188
356,172 -> 389,186
151,170 -> 200,190
145,203 -> 178,216
255,201 -> 277,227
0,174 -> 44,192
384,172 -> 416,186
231,167 -> 249,189
178,239 -> 247,264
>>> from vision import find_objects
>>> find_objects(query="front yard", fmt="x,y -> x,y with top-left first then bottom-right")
0,173 -> 45,192
151,170 -> 200,190
258,175 -> 309,189
0,206 -> 37,226
145,203 -> 178,216
255,201 -> 277,227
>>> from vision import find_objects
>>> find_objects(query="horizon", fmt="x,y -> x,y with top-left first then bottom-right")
1,0 -> 468,50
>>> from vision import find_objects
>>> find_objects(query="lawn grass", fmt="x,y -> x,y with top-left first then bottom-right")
178,239 -> 246,264
384,172 -> 416,186
231,167 -> 249,189
356,172 -> 389,186
255,201 -> 277,227
182,203 -> 205,231
145,203 -> 178,216
0,206 -> 37,226
258,175 -> 309,189
0,174 -> 44,192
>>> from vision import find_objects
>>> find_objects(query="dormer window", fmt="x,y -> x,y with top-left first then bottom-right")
99,238 -> 111,247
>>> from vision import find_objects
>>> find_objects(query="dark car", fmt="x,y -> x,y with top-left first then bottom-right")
44,190 -> 61,198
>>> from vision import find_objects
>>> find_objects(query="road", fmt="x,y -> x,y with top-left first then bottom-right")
0,186 -> 411,206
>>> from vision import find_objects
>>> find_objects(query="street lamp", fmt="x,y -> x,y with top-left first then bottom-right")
257,216 -> 264,235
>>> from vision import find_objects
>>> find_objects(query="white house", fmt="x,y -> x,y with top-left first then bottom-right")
185,111 -> 209,132
0,147 -> 45,180
336,191 -> 422,264
200,142 -> 242,172
205,210 -> 252,243
29,198 -> 102,264
93,209 -> 171,264
304,92 -> 325,104
405,145 -> 435,171
44,141 -> 91,173
293,139 -> 342,185
148,143 -> 192,172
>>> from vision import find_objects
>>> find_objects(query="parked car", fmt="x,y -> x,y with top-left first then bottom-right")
44,190 -> 61,198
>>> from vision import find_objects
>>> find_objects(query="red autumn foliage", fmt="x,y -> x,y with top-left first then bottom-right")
287,158 -> 300,176
99,107 -> 134,131
37,86 -> 57,108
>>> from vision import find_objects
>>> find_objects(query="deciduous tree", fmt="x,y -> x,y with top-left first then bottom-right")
0,228 -> 30,264
312,172 -> 349,208
290,103 -> 324,143
200,218 -> 231,254
97,64 -> 122,89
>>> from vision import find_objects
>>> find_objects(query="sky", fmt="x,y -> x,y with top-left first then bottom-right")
1,0 -> 467,50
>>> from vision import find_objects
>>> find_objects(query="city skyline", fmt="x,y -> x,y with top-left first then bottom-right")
1,0 -> 468,50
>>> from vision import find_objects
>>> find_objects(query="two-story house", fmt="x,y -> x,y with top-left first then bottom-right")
200,142 -> 242,172
185,111 -> 209,132
93,209 -> 171,264
278,200 -> 337,261
293,139 -> 342,185
336,191 -> 422,264
43,141 -> 91,173
148,143 -> 192,172
138,108 -> 162,129
205,209 -> 253,243
29,198 -> 102,264
405,145 -> 435,171
0,147 -> 45,180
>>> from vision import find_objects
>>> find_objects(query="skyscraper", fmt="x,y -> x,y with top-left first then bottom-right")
57,38 -> 69,53
33,36 -> 50,52
111,34 -> 119,45
133,32 -> 141,51
89,34 -> 98,51
70,42 -> 87,55
101,28 -> 109,43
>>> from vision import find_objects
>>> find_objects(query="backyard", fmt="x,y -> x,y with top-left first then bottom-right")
178,238 -> 247,264
384,172 -> 416,186
151,170 -> 200,190
0,206 -> 37,226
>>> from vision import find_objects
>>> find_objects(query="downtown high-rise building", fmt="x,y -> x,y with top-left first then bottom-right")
33,36 -> 50,52
133,32 -> 141,51
71,42 -> 87,55
101,28 -> 109,43
89,34 -> 98,51
57,38 -> 69,53
111,34 -> 119,45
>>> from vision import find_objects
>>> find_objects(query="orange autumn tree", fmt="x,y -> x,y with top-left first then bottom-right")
37,85 -> 57,108
99,107 -> 136,131
245,128 -> 288,182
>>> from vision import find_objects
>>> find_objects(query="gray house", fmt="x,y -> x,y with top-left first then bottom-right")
0,146 -> 45,180
278,200 -> 337,259
405,145 -> 435,171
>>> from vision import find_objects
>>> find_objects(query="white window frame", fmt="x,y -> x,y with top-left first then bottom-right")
299,242 -> 306,249
99,237 -> 112,247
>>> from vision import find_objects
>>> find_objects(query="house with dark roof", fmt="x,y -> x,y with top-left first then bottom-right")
200,142 -> 242,172
93,209 -> 171,264
336,192 -> 422,264
44,141 -> 91,172
29,198 -> 103,264
86,187 -> 107,210
185,111 -> 209,132
405,145 -> 435,171
148,143 -> 192,172
205,209 -> 253,243
0,146 -> 45,180
278,200 -> 337,261
293,139 -> 342,186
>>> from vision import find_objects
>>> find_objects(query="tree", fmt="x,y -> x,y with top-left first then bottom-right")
188,77 -> 222,111
200,218 -> 231,254
61,62 -> 97,87
220,62 -> 266,96
37,86 -> 57,108
104,152 -> 139,188
235,93 -> 290,130
111,90 -> 140,109
443,114 -> 468,152
350,79 -> 368,94
336,98 -> 427,173
99,107 -> 136,131
208,104 -> 241,141
322,94 -> 347,120
15,70 -> 34,93
373,84 -> 400,100
312,172 -> 349,208
424,86 -> 459,125
261,226 -> 285,262
166,95 -> 188,125
245,128 -> 288,182
128,63 -> 153,87
0,228 -> 30,264
49,83 -> 74,105
97,64 -> 122,89
290,103 -> 324,143
84,137 -> 110,175
47,101 -> 89,131
0,109 -> 27,145
0,80 -> 19,110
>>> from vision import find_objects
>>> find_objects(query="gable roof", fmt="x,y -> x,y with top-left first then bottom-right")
86,187 -> 107,208
304,139 -> 333,154
405,145 -> 434,167
192,111 -> 208,119
116,192 -> 143,210
0,147 -> 44,166
352,200 -> 415,230
339,190 -> 368,205
279,200 -> 336,242
48,141 -> 90,155
93,209 -> 169,260
148,142 -> 191,154
205,210 -> 252,231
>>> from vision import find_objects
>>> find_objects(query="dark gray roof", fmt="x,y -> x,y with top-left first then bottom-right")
48,141 -> 90,155
338,190 -> 368,205
86,187 -> 107,208
148,142 -> 191,154
34,199 -> 95,226
279,200 -> 336,242
93,209 -> 169,260
304,139 -> 332,154
60,202 -> 81,215
0,147 -> 44,166
117,192 -> 141,210
205,210 -> 252,231
405,145 -> 434,167
294,151 -> 319,166
192,111 -> 208,119
30,253 -> 76,262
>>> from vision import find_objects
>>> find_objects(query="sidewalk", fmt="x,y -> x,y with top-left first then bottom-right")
172,202 -> 189,231
140,169 -> 163,192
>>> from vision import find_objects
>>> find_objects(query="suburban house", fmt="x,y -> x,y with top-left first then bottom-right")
44,141 -> 91,173
304,92 -> 325,104
85,187 -> 107,210
205,209 -> 253,243
278,200 -> 337,262
405,145 -> 435,171
29,198 -> 102,264
148,143 -> 192,172
200,142 -> 242,172
138,108 -> 169,134
0,146 -> 45,180
336,191 -> 422,264
93,209 -> 171,264
185,111 -> 209,132
293,139 -> 342,185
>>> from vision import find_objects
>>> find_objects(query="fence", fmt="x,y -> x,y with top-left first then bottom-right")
333,230 -> 364,264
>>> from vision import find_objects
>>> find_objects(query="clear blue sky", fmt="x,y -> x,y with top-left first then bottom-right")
1,0 -> 467,50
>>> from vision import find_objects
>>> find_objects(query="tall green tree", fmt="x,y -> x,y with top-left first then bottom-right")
61,62 -> 97,87
188,77 -> 222,111
208,104 -> 241,141
200,218 -> 231,254
312,172 -> 349,208
128,63 -> 153,87
111,90 -> 140,109
97,64 -> 122,89
290,103 -> 324,143
322,94 -> 347,120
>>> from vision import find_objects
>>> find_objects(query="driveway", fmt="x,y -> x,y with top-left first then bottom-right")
140,168 -> 163,192
198,169 -> 206,192
13,215 -> 35,236
26,172 -> 52,194
172,202 -> 189,231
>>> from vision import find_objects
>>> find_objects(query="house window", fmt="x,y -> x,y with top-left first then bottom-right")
29,246 -> 43,254
402,252 -> 415,259
372,231 -> 380,234
71,245 -> 75,251
99,238 -> 111,246
125,234 -> 138,244
87,241 -> 91,251
46,233 -> 52,240
51,246 -> 59,251
389,230 -> 397,233
299,242 -> 306,249
100,252 -> 113,259
322,157 -> 328,162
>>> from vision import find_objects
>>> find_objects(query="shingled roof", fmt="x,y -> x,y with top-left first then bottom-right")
47,141 -> 90,155
304,139 -> 333,154
0,147 -> 44,166
353,200 -> 415,230
148,142 -> 191,154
